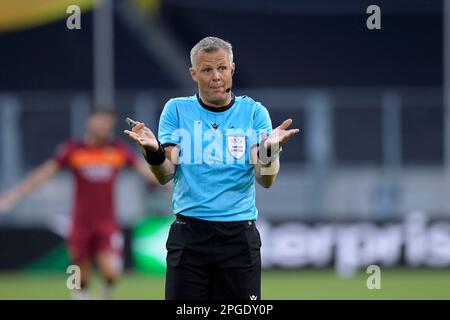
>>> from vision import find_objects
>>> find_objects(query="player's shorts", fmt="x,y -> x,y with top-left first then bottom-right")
68,224 -> 123,263
165,214 -> 262,300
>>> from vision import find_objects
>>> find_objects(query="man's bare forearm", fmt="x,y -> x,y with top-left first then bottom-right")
143,146 -> 177,185
251,146 -> 279,188
149,158 -> 176,185
254,158 -> 279,188
5,160 -> 60,203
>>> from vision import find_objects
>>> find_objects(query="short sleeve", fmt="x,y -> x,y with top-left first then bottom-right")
158,99 -> 180,146
251,103 -> 272,147
53,140 -> 73,168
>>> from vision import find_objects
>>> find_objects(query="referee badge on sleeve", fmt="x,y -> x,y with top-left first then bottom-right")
227,135 -> 246,159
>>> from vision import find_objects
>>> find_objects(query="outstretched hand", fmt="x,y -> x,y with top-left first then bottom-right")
124,122 -> 159,151
264,119 -> 299,149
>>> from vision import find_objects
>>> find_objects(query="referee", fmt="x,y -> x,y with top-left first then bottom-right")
124,36 -> 299,300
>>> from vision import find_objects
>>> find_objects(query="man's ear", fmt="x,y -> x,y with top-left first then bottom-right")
231,62 -> 235,75
189,67 -> 197,82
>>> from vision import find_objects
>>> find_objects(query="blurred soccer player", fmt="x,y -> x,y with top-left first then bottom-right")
124,36 -> 299,300
0,109 -> 163,300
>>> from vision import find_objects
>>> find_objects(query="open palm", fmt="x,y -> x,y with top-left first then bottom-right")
265,119 -> 299,149
124,122 -> 159,151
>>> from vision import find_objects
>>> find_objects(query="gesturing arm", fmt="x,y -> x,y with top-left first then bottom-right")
252,147 -> 280,189
252,119 -> 299,188
0,159 -> 60,213
124,122 -> 177,185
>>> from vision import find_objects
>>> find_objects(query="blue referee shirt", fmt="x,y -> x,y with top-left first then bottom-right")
158,94 -> 272,222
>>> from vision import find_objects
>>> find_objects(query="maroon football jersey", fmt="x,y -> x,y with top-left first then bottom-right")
54,139 -> 137,227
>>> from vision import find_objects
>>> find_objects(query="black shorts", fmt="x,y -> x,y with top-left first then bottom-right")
165,214 -> 262,300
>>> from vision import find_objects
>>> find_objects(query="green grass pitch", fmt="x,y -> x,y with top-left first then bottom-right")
0,268 -> 449,300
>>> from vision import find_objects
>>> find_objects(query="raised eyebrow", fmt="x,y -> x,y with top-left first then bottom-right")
200,60 -> 228,67
199,62 -> 228,71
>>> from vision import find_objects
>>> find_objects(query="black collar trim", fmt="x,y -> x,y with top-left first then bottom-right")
196,94 -> 235,113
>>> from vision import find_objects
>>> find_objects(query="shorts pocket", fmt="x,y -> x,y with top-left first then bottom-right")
166,224 -> 184,267
245,224 -> 261,265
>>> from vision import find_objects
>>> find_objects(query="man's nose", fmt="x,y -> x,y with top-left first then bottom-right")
211,69 -> 221,81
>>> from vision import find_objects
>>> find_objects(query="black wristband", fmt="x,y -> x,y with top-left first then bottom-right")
143,141 -> 166,165
257,138 -> 282,165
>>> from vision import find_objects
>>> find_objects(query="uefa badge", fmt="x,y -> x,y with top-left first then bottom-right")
227,135 -> 246,159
